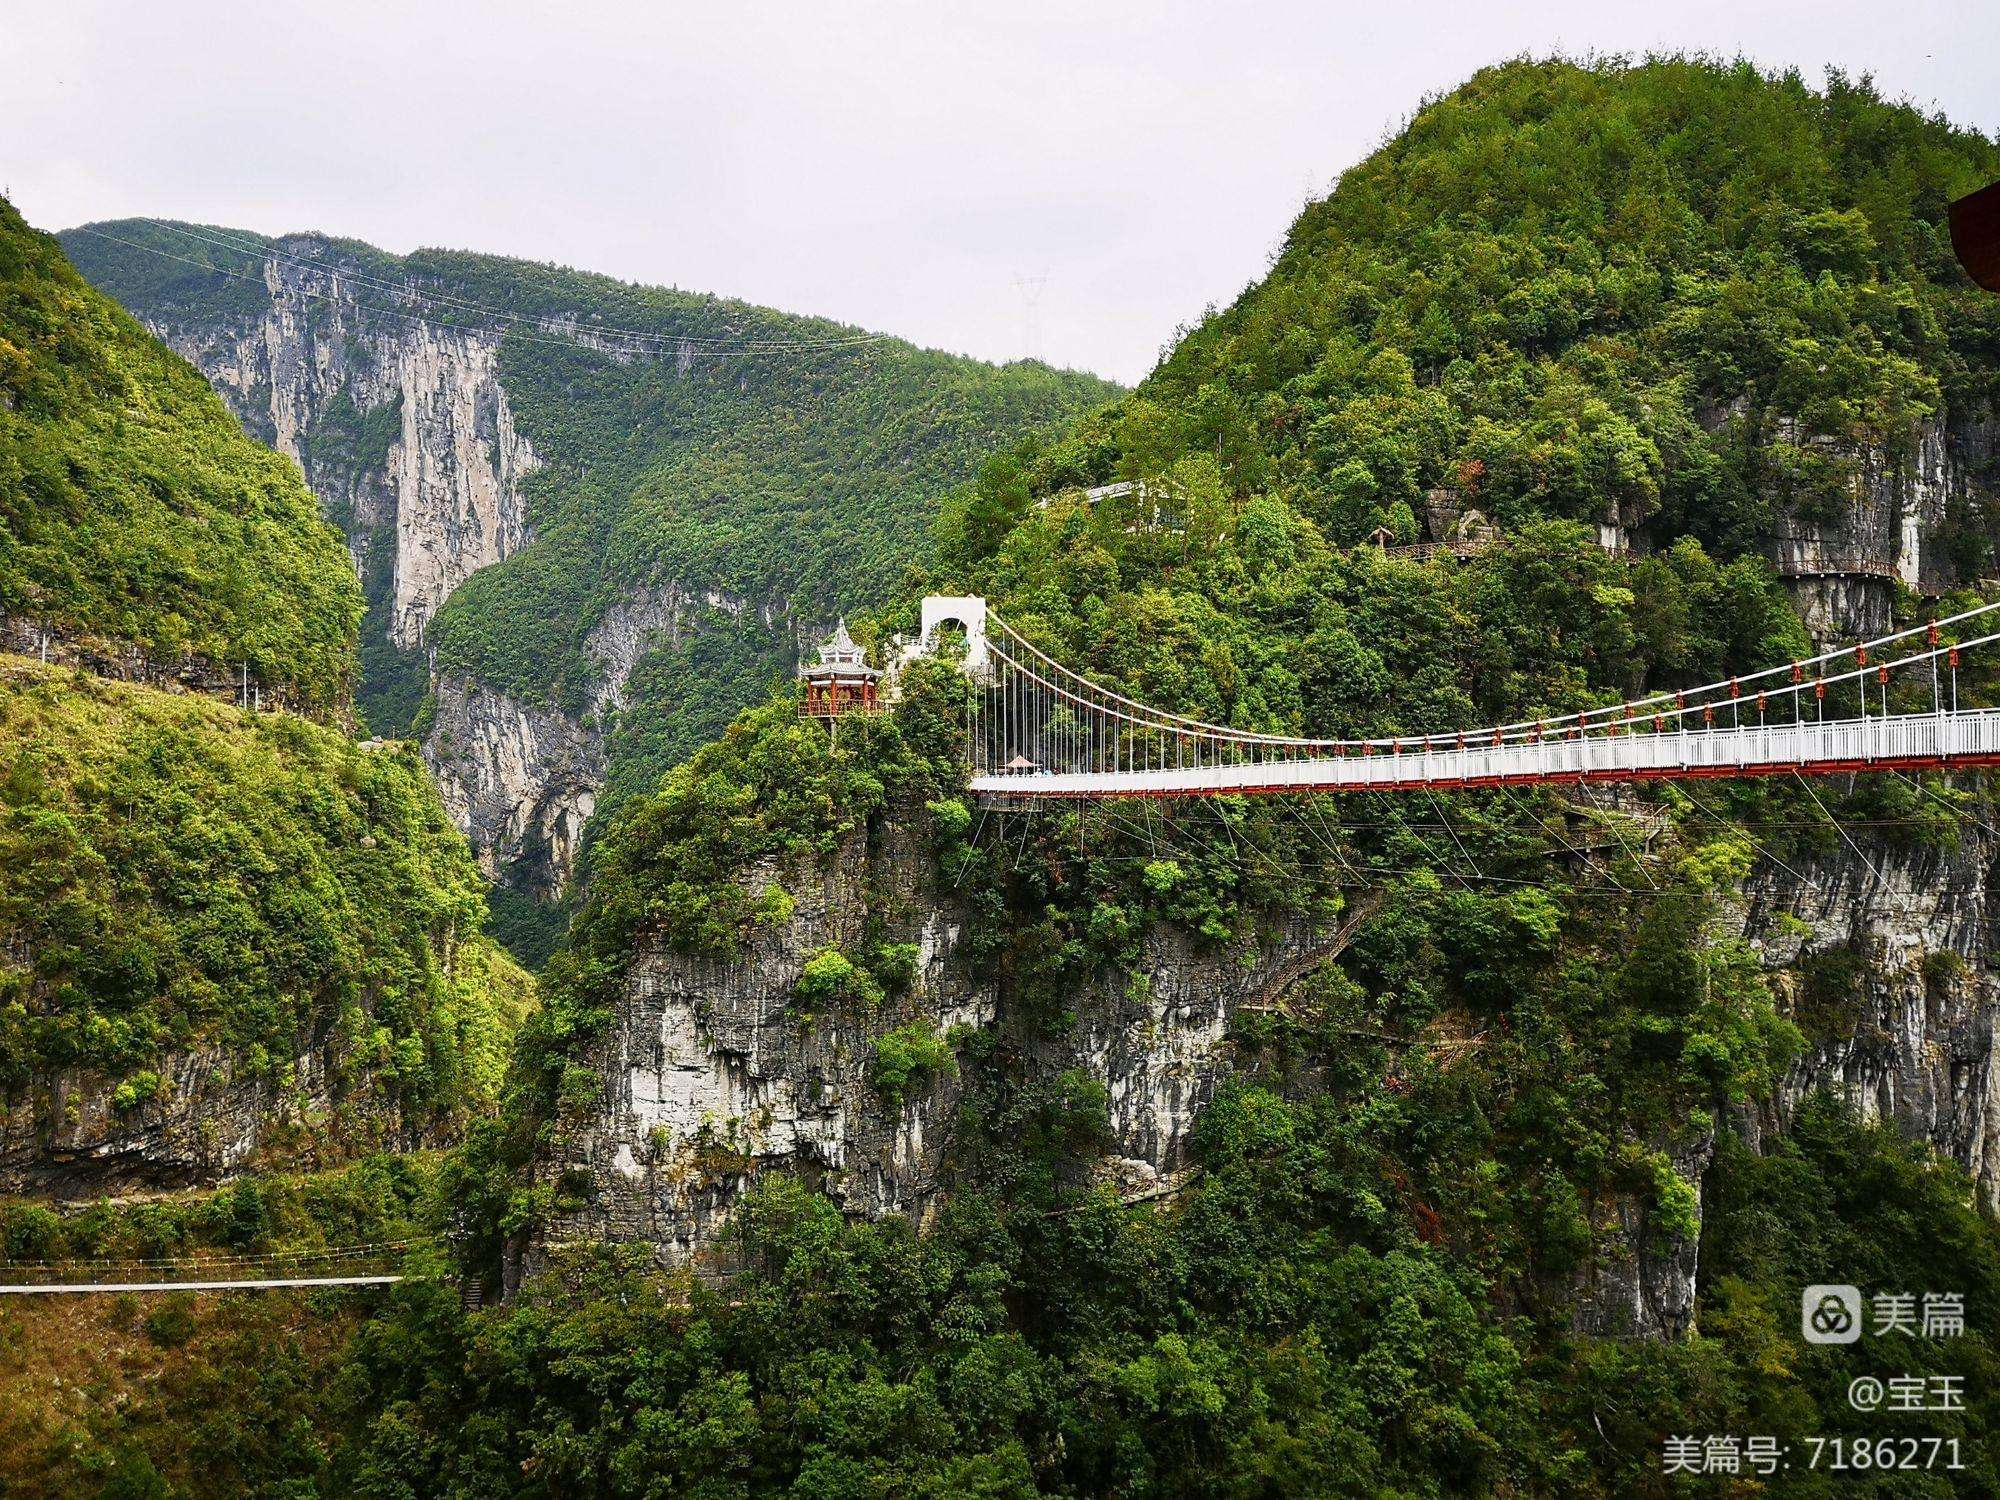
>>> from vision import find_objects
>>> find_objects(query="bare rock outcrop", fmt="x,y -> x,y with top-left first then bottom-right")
538,802 -> 1370,1275
1743,820 -> 2000,1206
541,786 -> 2000,1337
1749,405 -> 1999,639
0,1029 -> 381,1198
420,581 -> 787,897
424,673 -> 602,898
151,247 -> 537,648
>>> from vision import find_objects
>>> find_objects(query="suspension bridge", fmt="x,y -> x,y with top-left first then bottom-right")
905,595 -> 2000,802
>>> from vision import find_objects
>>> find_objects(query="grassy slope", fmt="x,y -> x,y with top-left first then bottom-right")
0,199 -> 360,715
0,1155 -> 438,1497
0,658 -> 529,1127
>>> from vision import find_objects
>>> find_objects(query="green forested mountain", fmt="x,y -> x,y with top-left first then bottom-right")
64,222 -> 1117,753
64,223 -> 1119,716
63,218 -> 1120,950
431,57 -> 2000,1494
425,305 -> 1120,714
1005,57 -> 1999,565
901,57 -> 2000,767
0,203 -> 527,1182
0,660 -> 528,1122
9,56 -> 2000,1497
0,200 -> 360,715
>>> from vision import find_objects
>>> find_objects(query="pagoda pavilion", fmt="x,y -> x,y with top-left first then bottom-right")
799,620 -> 882,718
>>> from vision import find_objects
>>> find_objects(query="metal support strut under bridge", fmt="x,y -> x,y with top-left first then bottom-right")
902,595 -> 2000,801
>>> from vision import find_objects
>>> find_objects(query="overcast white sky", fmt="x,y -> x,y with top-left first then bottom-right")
6,2 -> 1997,384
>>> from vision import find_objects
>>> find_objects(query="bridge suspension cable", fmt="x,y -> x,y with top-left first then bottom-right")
957,597 -> 2000,799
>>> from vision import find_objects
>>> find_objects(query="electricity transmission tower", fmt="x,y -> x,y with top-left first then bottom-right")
1013,271 -> 1049,362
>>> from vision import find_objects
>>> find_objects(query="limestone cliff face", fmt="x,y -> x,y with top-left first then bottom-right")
90,241 -> 580,889
536,809 -> 1371,1274
1573,815 -> 2000,1338
1754,405 -> 2000,638
127,245 -> 793,897
1571,1131 -> 1716,1342
422,582 -> 787,897
1743,822 -> 2000,1206
424,673 -> 602,899
148,247 -> 537,648
540,814 -> 982,1266
1,1045 -> 309,1197
0,1024 -> 403,1198
540,784 -> 2000,1343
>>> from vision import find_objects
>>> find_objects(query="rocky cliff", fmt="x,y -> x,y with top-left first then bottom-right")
1746,819 -> 2000,1204
3,1030 -> 339,1197
423,581 -> 794,901
539,809 -> 984,1266
1760,406 -> 1999,638
64,225 -> 1123,916
536,805 -> 1379,1272
146,251 -> 537,652
109,244 -> 721,901
535,767 -> 2000,1340
1569,810 -> 2000,1339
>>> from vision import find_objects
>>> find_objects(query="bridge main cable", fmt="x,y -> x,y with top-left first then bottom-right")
983,599 -> 2000,755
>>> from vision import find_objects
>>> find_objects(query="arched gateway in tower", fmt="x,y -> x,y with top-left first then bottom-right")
917,595 -> 990,673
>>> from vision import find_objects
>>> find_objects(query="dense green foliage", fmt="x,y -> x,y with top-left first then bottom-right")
62,216 -> 1120,843
951,58 -> 1999,570
302,1093 -> 1983,1497
378,57 -> 1997,1494
0,1157 -> 440,1497
0,661 -> 529,1120
10,1078 -> 1995,1495
12,55 -> 2000,1496
1,199 -> 360,713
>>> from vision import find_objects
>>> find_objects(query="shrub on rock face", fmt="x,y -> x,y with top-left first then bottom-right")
793,948 -> 883,1016
869,1022 -> 957,1108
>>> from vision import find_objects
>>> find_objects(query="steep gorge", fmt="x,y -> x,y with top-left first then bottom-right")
62,225 -> 1121,945
11,56 -> 2000,1495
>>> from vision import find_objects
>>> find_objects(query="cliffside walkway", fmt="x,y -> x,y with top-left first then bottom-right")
0,1275 -> 402,1295
0,1240 -> 420,1294
905,595 -> 2000,802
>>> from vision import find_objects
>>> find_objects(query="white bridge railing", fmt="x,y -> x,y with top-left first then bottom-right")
920,591 -> 2000,802
971,708 -> 2000,799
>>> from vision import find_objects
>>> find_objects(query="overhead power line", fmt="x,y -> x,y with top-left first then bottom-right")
0,1275 -> 403,1295
68,219 -> 887,359
141,218 -> 883,351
